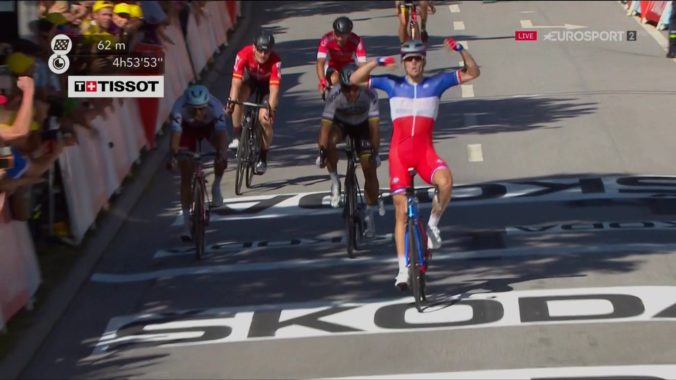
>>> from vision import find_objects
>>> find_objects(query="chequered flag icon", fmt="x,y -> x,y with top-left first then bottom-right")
53,39 -> 70,51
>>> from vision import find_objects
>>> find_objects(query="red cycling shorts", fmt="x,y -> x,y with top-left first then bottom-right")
388,137 -> 448,194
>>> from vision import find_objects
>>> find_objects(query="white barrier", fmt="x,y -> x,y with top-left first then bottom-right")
59,1 -> 241,244
0,195 -> 41,330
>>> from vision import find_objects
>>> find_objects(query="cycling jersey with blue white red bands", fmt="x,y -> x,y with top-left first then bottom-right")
369,71 -> 461,191
368,71 -> 461,143
169,94 -> 227,133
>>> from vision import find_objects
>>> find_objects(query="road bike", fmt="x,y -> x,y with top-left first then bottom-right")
403,168 -> 432,312
342,133 -> 367,258
229,94 -> 268,195
403,2 -> 421,42
176,141 -> 216,260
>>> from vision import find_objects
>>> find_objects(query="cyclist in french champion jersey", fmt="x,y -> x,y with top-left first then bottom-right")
349,38 -> 480,287
317,64 -> 381,238
316,16 -> 367,96
168,84 -> 228,241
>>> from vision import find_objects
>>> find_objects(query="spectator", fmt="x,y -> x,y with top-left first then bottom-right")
0,76 -> 34,142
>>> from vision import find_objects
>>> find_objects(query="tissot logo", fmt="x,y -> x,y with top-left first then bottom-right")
68,76 -> 164,98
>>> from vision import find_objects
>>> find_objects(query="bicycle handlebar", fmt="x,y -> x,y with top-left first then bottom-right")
226,99 -> 269,109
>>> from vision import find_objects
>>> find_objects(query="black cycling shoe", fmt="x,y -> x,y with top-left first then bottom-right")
421,30 -> 429,43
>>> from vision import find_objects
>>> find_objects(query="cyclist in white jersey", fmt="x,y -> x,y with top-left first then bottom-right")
317,64 -> 381,238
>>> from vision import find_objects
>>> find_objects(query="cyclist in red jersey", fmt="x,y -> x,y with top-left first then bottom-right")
226,30 -> 281,175
316,16 -> 367,96
349,38 -> 480,288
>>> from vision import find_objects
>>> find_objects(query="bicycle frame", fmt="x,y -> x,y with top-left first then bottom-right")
405,185 -> 427,273
405,3 -> 420,41
343,134 -> 366,257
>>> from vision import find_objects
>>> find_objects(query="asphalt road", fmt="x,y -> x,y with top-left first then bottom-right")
18,1 -> 676,379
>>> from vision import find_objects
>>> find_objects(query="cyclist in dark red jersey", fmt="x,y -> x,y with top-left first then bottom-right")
316,16 -> 367,96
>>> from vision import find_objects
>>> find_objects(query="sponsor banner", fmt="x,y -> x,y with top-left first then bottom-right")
67,76 -> 164,98
90,286 -> 676,355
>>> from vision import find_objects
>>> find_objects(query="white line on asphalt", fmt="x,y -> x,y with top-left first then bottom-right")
449,4 -> 460,13
91,243 -> 676,283
506,220 -> 676,236
453,21 -> 465,31
153,233 -> 395,259
332,365 -> 676,379
89,286 -> 676,355
467,144 -> 484,162
520,19 -> 533,28
520,11 -> 536,14
461,84 -> 474,98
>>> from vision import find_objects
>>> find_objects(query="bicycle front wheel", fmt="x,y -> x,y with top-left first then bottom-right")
344,161 -> 358,258
408,220 -> 425,311
193,178 -> 207,260
235,124 -> 251,195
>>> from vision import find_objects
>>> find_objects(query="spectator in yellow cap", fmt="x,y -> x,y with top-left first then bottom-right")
113,3 -> 131,28
81,1 -> 115,36
129,4 -> 143,19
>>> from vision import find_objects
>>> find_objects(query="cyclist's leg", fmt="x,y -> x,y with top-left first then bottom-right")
208,127 -> 228,206
389,143 -> 413,284
398,4 -> 409,43
419,0 -> 430,40
325,121 -> 343,207
354,122 -> 378,207
177,131 -> 197,237
326,67 -> 340,88
417,144 -> 452,247
232,80 -> 252,143
257,84 -> 273,168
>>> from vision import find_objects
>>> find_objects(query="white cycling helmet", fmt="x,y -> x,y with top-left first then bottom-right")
400,39 -> 426,60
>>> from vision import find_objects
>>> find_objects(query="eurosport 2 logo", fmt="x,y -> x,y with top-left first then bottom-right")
515,30 -> 638,42
68,76 -> 164,98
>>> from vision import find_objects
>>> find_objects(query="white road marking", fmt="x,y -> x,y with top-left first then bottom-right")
449,4 -> 460,13
453,21 -> 465,31
333,365 -> 676,379
153,233 -> 394,259
466,144 -> 484,162
520,10 -> 536,14
170,176 -> 676,223
520,19 -> 533,28
91,243 -> 676,283
506,220 -> 676,235
461,84 -> 474,98
90,286 -> 676,354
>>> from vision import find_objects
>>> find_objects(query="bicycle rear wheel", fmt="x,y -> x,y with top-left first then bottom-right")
235,123 -> 251,195
192,178 -> 206,260
408,220 -> 425,311
344,160 -> 358,258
